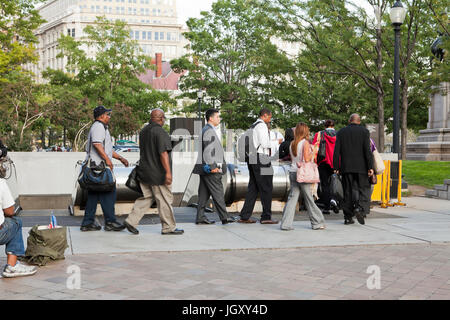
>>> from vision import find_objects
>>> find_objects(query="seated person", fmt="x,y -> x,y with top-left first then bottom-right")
0,178 -> 37,278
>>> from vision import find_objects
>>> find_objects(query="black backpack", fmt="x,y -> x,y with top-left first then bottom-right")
0,140 -> 7,159
317,131 -> 326,161
237,121 -> 261,163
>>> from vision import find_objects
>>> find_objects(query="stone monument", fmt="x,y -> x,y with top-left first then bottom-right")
406,35 -> 450,161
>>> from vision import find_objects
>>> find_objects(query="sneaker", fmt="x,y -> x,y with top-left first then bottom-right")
330,200 -> 339,214
2,262 -> 37,278
80,223 -> 102,232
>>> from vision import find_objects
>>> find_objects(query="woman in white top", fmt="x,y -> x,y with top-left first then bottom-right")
0,178 -> 37,277
280,123 -> 326,231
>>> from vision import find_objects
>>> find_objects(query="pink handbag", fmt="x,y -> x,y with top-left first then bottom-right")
296,144 -> 320,184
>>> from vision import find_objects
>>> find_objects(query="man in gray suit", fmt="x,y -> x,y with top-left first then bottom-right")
193,109 -> 237,225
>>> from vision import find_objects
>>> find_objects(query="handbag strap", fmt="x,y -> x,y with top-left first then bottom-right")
87,121 -> 107,166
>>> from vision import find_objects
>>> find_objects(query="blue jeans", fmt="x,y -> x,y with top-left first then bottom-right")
0,217 -> 25,256
82,186 -> 118,226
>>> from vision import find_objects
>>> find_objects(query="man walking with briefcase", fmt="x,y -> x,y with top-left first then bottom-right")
80,106 -> 129,232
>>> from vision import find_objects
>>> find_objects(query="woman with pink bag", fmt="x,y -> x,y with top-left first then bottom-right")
280,123 -> 326,231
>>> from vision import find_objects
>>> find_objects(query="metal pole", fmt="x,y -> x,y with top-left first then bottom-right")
393,24 -> 401,156
198,98 -> 201,120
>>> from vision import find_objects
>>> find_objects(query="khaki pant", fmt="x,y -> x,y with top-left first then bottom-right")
126,182 -> 177,233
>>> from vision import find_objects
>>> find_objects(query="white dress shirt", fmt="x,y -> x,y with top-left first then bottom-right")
252,119 -> 272,156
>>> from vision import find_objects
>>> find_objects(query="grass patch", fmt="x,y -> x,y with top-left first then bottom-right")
402,161 -> 450,189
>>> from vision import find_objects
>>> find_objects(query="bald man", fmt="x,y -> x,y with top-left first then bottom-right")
123,109 -> 184,235
333,114 -> 374,225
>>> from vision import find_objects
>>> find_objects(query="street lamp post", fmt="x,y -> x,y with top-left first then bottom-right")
390,0 -> 406,156
197,89 -> 204,120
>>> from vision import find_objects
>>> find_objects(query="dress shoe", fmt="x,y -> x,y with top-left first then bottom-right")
104,221 -> 126,232
344,218 -> 355,225
162,228 -> 184,235
260,219 -> 279,224
123,220 -> 139,235
353,207 -> 365,225
222,216 -> 238,225
238,219 -> 257,224
80,223 -> 101,232
196,219 -> 215,225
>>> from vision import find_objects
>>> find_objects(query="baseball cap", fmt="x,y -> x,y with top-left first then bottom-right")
93,105 -> 112,119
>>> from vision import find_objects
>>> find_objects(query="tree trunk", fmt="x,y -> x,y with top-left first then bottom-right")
401,78 -> 408,161
376,27 -> 385,152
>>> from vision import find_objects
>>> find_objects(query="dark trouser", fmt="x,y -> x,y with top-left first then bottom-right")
82,186 -> 117,226
240,160 -> 274,221
342,173 -> 371,219
317,163 -> 334,210
196,174 -> 230,222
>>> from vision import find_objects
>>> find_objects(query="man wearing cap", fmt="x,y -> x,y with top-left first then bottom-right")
80,106 -> 129,232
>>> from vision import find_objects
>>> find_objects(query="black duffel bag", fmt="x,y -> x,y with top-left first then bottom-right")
329,173 -> 344,203
78,160 -> 116,192
126,165 -> 143,195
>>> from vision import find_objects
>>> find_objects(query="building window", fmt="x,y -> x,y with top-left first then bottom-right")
160,32 -> 164,40
72,28 -> 75,37
135,31 -> 139,40
147,31 -> 152,40
130,30 -> 134,39
154,32 -> 158,41
142,31 -> 146,40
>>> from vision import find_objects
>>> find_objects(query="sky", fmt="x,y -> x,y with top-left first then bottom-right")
176,0 -> 377,26
177,0 -> 214,26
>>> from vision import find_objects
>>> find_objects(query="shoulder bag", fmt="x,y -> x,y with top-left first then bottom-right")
77,126 -> 116,192
296,141 -> 320,184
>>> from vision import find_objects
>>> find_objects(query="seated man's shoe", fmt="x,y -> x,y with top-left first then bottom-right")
123,220 -> 139,235
238,218 -> 257,224
260,219 -> 279,224
80,223 -> 102,232
196,219 -> 215,225
353,206 -> 365,225
2,262 -> 37,278
162,228 -> 184,235
222,216 -> 238,225
344,218 -> 355,225
104,221 -> 126,232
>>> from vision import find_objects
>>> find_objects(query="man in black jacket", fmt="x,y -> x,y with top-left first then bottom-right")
193,109 -> 236,225
333,114 -> 374,225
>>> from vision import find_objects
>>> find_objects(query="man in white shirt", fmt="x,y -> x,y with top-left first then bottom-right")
238,108 -> 279,224
0,179 -> 37,278
269,125 -> 284,158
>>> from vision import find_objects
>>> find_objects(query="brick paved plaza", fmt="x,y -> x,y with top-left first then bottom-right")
1,197 -> 450,300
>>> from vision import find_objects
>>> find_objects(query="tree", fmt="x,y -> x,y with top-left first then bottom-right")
0,74 -> 47,150
171,0 -> 290,129
46,17 -> 174,136
0,0 -> 45,81
261,0 -> 394,149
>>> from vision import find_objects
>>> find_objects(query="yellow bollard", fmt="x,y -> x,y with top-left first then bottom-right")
394,160 -> 406,206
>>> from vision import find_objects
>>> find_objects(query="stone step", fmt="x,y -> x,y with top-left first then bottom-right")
438,190 -> 450,200
426,189 -> 438,197
434,184 -> 448,191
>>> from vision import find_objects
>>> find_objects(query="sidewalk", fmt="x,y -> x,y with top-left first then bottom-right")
1,197 -> 449,300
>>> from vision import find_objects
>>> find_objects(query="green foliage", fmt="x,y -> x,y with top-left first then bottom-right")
46,17 -> 176,138
0,0 -> 45,81
171,0 -> 291,129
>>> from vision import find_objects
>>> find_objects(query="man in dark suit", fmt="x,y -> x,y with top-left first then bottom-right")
333,114 -> 374,225
193,109 -> 236,225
